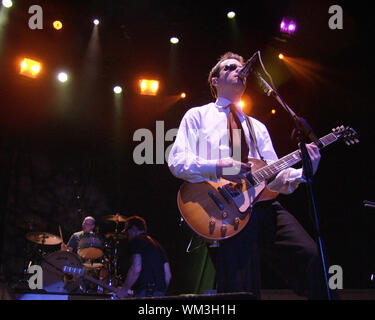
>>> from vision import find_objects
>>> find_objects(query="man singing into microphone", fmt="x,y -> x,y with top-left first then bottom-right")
168,52 -> 328,299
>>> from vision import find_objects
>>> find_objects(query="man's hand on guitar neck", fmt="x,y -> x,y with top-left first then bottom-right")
216,158 -> 252,184
115,286 -> 134,298
302,143 -> 321,177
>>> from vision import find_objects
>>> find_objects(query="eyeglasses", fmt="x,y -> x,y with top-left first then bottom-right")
223,64 -> 239,72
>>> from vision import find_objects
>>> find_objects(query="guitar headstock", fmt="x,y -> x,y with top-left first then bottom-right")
332,126 -> 360,146
63,265 -> 84,276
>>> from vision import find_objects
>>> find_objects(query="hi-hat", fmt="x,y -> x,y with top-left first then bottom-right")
26,232 -> 62,245
102,214 -> 127,223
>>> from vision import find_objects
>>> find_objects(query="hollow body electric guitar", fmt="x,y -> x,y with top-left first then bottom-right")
177,126 -> 359,241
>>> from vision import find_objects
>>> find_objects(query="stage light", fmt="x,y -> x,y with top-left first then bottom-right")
139,79 -> 159,96
227,11 -> 236,19
53,20 -> 63,30
238,100 -> 245,109
279,53 -> 285,60
19,58 -> 42,79
271,109 -> 276,115
280,18 -> 297,35
170,37 -> 179,44
57,72 -> 68,83
93,19 -> 100,25
180,92 -> 186,98
113,86 -> 122,94
288,23 -> 296,32
2,0 -> 13,8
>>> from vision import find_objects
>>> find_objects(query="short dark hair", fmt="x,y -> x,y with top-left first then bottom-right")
208,52 -> 245,98
124,216 -> 147,233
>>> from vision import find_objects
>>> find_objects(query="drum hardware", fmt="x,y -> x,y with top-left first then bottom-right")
101,214 -> 127,287
21,216 -> 133,295
19,219 -> 127,295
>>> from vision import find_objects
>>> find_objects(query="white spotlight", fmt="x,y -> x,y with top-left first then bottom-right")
170,37 -> 179,44
113,86 -> 122,94
2,0 -> 13,8
227,11 -> 236,19
57,72 -> 68,83
93,19 -> 100,25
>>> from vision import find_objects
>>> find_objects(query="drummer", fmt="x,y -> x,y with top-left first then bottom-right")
61,216 -> 96,253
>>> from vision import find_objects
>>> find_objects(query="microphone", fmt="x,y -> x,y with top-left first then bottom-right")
238,52 -> 259,79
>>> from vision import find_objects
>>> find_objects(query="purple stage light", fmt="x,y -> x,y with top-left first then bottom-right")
280,18 -> 297,35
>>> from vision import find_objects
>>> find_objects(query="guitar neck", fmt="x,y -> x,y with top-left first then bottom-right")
83,274 -> 115,293
252,132 -> 338,183
64,265 -> 116,293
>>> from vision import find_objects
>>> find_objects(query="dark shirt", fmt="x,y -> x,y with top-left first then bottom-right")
129,234 -> 169,294
67,231 -> 97,253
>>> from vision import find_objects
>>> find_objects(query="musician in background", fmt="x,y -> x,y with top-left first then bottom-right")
168,52 -> 329,299
61,216 -> 96,253
116,216 -> 171,298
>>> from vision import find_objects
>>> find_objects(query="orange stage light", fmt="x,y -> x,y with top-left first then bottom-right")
139,79 -> 159,96
53,21 -> 63,30
19,58 -> 42,78
180,92 -> 186,98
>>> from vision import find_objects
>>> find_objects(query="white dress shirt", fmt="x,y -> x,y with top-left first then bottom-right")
168,97 -> 305,194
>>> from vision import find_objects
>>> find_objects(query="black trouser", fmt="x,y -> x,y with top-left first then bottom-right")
212,201 -> 330,300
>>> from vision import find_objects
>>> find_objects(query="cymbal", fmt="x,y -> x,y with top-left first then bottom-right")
26,232 -> 62,245
102,214 -> 127,223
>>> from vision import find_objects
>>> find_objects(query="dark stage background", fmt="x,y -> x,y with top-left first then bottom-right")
0,0 -> 374,295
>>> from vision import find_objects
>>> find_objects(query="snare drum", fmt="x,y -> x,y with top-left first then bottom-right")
77,233 -> 103,259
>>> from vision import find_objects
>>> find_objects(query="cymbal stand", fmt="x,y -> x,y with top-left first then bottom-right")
23,235 -> 47,275
108,221 -> 122,287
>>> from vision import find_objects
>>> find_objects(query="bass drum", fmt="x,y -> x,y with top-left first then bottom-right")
41,251 -> 82,293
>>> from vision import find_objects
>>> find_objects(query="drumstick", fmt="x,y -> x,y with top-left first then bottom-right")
58,225 -> 64,244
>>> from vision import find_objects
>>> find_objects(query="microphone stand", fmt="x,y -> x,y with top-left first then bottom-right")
255,71 -> 332,300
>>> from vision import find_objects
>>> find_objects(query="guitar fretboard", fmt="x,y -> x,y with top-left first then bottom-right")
251,132 -> 338,183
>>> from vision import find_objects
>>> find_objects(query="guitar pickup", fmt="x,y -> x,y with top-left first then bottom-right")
218,187 -> 232,204
208,191 -> 224,210
245,171 -> 255,186
223,184 -> 240,197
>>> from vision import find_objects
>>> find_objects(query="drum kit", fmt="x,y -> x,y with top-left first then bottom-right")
23,213 -> 129,295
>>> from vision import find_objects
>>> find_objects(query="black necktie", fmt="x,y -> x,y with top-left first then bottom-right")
227,104 -> 249,163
